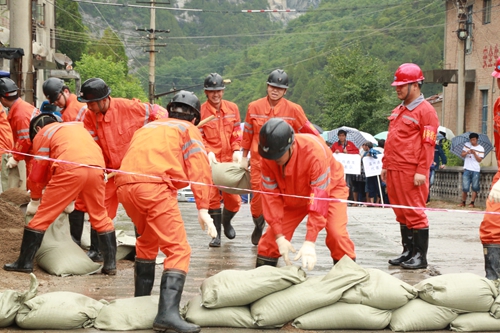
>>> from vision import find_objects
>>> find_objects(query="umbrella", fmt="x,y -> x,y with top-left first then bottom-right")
450,132 -> 493,160
360,131 -> 377,145
374,131 -> 388,140
438,126 -> 455,140
324,126 -> 366,148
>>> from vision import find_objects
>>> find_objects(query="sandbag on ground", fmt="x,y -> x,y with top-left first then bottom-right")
450,312 -> 500,331
211,161 -> 251,194
414,273 -> 498,313
489,293 -> 500,319
201,265 -> 306,308
16,291 -> 104,329
115,229 -> 136,260
340,268 -> 417,310
293,301 -> 391,330
0,273 -> 37,327
94,295 -> 158,330
250,256 -> 368,327
390,298 -> 458,332
181,295 -> 282,328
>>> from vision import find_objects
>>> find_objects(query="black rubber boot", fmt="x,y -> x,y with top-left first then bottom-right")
483,244 -> 500,280
208,209 -> 222,248
153,269 -> 201,333
251,215 -> 266,246
87,228 -> 103,262
400,228 -> 429,269
4,227 -> 45,273
134,257 -> 156,297
68,209 -> 85,247
388,224 -> 413,266
256,255 -> 278,267
221,208 -> 236,239
98,230 -> 117,275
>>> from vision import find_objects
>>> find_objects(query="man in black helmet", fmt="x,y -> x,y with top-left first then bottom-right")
255,118 -> 356,269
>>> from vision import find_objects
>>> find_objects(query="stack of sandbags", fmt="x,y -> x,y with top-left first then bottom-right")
0,273 -> 37,328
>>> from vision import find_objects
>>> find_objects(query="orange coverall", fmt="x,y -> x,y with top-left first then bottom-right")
115,119 -> 212,273
83,98 -> 168,219
27,122 -> 113,233
480,97 -> 500,243
0,106 -> 14,156
200,99 -> 242,211
241,97 -> 318,218
258,134 -> 356,261
382,96 -> 439,229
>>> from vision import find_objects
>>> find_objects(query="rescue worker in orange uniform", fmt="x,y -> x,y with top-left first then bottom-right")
255,119 -> 356,268
240,69 -> 319,246
79,78 -> 168,262
381,63 -> 439,270
199,73 -> 242,247
43,77 -> 90,250
480,57 -> 500,280
115,91 -> 216,333
0,78 -> 40,190
3,114 -> 116,275
0,104 -> 13,157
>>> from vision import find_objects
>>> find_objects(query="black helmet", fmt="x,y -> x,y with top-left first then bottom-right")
43,78 -> 65,104
78,78 -> 111,102
204,73 -> 225,91
167,90 -> 201,125
0,78 -> 18,98
267,69 -> 288,89
258,118 -> 294,160
29,113 -> 62,142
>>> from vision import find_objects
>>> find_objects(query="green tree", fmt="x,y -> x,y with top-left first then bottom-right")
87,28 -> 129,74
55,0 -> 88,62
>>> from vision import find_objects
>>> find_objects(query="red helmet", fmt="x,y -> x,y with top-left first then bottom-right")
492,57 -> 500,79
391,63 -> 425,86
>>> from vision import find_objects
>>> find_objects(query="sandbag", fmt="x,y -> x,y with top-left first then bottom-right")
181,295 -> 281,328
450,312 -> 500,331
94,295 -> 158,330
293,301 -> 391,330
0,273 -> 37,327
250,256 -> 368,327
34,213 -> 102,276
211,161 -> 251,194
115,229 -> 136,260
340,268 -> 417,310
16,291 -> 104,329
390,298 -> 458,332
201,265 -> 306,308
414,273 -> 498,313
489,293 -> 500,319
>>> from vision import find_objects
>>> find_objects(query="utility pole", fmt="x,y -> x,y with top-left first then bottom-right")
136,1 -> 169,104
456,0 -> 468,134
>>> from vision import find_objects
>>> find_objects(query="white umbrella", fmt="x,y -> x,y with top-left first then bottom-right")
360,131 -> 377,145
438,126 -> 455,140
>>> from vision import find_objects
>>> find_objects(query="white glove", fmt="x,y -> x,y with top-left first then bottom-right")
198,209 -> 217,238
232,151 -> 241,163
294,241 -> 317,271
6,156 -> 18,169
276,236 -> 296,266
26,199 -> 40,215
64,201 -> 75,214
207,152 -> 217,166
240,156 -> 249,170
489,180 -> 500,203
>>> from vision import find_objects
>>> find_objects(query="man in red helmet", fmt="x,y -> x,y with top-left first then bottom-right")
480,57 -> 500,280
381,63 -> 439,270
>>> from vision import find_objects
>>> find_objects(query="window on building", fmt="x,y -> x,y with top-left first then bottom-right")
466,5 -> 473,54
32,1 -> 45,27
0,0 -> 8,6
481,90 -> 488,134
483,0 -> 492,24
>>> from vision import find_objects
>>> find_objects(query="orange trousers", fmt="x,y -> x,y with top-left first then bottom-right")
257,200 -> 356,261
386,169 -> 429,229
75,175 -> 119,219
28,167 -> 114,232
480,171 -> 500,244
249,158 -> 263,218
209,185 -> 242,212
116,183 -> 191,273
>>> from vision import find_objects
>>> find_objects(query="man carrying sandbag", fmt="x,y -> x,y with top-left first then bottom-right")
3,114 -> 116,275
255,118 -> 356,269
115,91 -> 216,333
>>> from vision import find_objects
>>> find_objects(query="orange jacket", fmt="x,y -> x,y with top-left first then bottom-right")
493,97 -> 500,163
61,94 -> 88,122
0,106 -> 13,154
83,98 -> 168,169
28,122 -> 105,199
7,98 -> 40,161
241,97 -> 318,158
199,100 -> 241,162
261,134 -> 348,242
115,119 -> 212,210
382,96 -> 439,175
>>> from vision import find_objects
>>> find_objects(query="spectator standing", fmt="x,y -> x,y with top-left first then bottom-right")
427,137 -> 447,204
361,141 -> 381,204
330,129 -> 359,191
458,132 -> 484,208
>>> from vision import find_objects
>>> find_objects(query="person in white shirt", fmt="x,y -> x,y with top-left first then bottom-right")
459,132 -> 484,208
